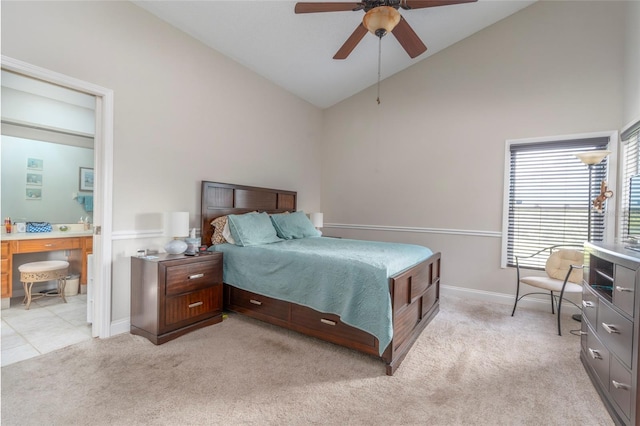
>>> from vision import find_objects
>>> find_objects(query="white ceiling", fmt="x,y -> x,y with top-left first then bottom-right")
133,0 -> 536,109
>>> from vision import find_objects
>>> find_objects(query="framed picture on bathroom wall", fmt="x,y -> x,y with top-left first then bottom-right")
26,173 -> 42,186
26,188 -> 42,200
27,158 -> 43,170
79,167 -> 94,191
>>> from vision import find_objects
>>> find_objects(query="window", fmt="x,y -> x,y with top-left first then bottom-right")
504,136 -> 610,269
620,121 -> 640,240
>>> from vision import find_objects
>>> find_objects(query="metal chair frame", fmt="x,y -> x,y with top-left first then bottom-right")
511,244 -> 585,336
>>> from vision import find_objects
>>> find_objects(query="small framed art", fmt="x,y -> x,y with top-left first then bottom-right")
79,167 -> 94,191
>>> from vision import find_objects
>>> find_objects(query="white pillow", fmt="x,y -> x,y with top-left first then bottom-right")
222,221 -> 236,245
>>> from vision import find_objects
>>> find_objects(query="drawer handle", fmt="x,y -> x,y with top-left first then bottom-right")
249,299 -> 262,306
602,323 -> 620,334
44,244 -> 54,247
612,380 -> 630,391
188,273 -> 204,280
588,348 -> 602,360
320,318 -> 336,326
582,301 -> 595,308
188,301 -> 203,308
615,286 -> 633,293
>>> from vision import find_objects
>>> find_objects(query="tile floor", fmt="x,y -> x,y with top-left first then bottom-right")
1,294 -> 92,367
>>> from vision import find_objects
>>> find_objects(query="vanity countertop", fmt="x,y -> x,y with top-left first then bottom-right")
1,230 -> 93,241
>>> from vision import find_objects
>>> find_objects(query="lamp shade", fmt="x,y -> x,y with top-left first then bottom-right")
362,6 -> 401,37
164,212 -> 189,254
575,150 -> 611,166
310,212 -> 324,229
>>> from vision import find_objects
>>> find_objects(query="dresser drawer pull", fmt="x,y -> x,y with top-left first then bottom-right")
582,301 -> 595,308
588,348 -> 602,360
188,301 -> 203,308
44,244 -> 54,247
249,299 -> 262,306
615,286 -> 634,293
320,318 -> 336,326
612,380 -> 630,391
602,323 -> 620,334
188,273 -> 204,280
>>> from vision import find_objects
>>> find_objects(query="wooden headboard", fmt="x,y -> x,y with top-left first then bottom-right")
200,181 -> 297,247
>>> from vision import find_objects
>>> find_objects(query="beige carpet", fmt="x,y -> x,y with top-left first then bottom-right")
1,295 -> 612,425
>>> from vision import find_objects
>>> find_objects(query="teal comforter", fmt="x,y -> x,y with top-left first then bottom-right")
210,237 -> 432,354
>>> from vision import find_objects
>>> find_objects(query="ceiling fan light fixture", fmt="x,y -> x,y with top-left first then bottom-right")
363,6 -> 401,38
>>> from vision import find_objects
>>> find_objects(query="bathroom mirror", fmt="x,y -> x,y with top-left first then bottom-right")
1,70 -> 95,225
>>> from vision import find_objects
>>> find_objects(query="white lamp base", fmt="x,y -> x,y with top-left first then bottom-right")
165,239 -> 187,255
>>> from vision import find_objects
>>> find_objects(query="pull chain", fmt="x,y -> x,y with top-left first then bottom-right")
376,36 -> 382,105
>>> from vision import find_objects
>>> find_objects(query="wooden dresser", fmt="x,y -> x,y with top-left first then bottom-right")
581,242 -> 640,425
1,233 -> 93,300
130,252 -> 223,344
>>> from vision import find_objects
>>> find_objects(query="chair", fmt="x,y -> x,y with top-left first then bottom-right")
18,260 -> 69,310
511,245 -> 584,336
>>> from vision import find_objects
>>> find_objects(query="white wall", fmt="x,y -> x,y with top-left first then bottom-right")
623,0 -> 640,124
1,1 -> 323,323
321,1 -> 626,298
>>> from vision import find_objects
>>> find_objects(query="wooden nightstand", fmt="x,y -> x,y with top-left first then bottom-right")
130,252 -> 223,344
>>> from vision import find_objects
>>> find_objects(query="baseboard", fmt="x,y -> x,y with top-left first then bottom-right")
110,318 -> 130,336
441,284 -> 581,315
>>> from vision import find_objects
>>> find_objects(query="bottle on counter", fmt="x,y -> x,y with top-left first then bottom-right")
4,217 -> 12,234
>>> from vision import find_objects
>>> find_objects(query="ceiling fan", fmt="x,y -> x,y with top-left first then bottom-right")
294,0 -> 478,60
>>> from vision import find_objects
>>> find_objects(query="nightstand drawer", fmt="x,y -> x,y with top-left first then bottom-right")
165,258 -> 222,296
164,286 -> 222,328
290,304 -> 375,348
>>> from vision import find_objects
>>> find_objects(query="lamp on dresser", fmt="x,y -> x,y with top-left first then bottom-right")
309,212 -> 323,231
164,211 -> 189,255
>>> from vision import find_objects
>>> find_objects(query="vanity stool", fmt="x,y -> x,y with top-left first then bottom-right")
18,260 -> 69,310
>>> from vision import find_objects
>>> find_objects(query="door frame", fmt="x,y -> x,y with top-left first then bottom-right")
1,55 -> 114,338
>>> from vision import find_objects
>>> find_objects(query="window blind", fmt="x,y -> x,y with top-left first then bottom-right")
620,123 -> 640,240
507,137 -> 609,269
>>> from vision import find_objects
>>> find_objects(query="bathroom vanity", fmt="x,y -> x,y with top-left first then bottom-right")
1,229 -> 93,301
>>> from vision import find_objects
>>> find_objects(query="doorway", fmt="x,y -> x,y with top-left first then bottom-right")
1,55 -> 114,339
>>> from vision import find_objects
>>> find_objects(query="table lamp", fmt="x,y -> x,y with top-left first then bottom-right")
165,211 -> 189,254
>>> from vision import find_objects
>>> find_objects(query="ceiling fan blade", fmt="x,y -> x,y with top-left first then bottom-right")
295,2 -> 362,13
400,0 -> 477,10
391,16 -> 427,58
333,23 -> 368,60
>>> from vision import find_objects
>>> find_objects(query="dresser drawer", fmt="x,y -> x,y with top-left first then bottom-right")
164,286 -> 221,329
12,237 -> 81,253
598,301 -> 634,368
582,285 -> 598,326
613,265 -> 636,318
290,304 -> 376,348
585,323 -> 610,390
225,287 -> 289,321
165,258 -> 222,296
1,241 -> 8,257
610,356 -> 632,422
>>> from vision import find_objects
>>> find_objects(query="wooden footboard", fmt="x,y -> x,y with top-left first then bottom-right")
223,251 -> 441,375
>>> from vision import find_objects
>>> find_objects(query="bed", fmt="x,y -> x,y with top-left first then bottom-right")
201,181 -> 441,375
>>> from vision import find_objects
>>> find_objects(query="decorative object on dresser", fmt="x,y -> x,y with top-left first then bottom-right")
511,245 -> 584,335
164,211 -> 189,255
201,181 -> 441,375
130,252 -> 223,344
581,242 -> 640,425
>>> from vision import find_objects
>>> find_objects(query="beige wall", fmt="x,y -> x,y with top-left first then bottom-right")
321,1 -> 626,298
1,1 -> 323,322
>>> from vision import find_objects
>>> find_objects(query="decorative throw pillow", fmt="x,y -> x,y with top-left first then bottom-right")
227,212 -> 283,246
222,221 -> 236,245
210,216 -> 228,245
270,210 -> 321,240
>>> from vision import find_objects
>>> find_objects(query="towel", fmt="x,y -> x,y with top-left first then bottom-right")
84,196 -> 93,212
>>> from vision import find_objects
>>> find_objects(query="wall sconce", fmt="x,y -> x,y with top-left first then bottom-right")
310,212 -> 324,230
164,211 -> 189,254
